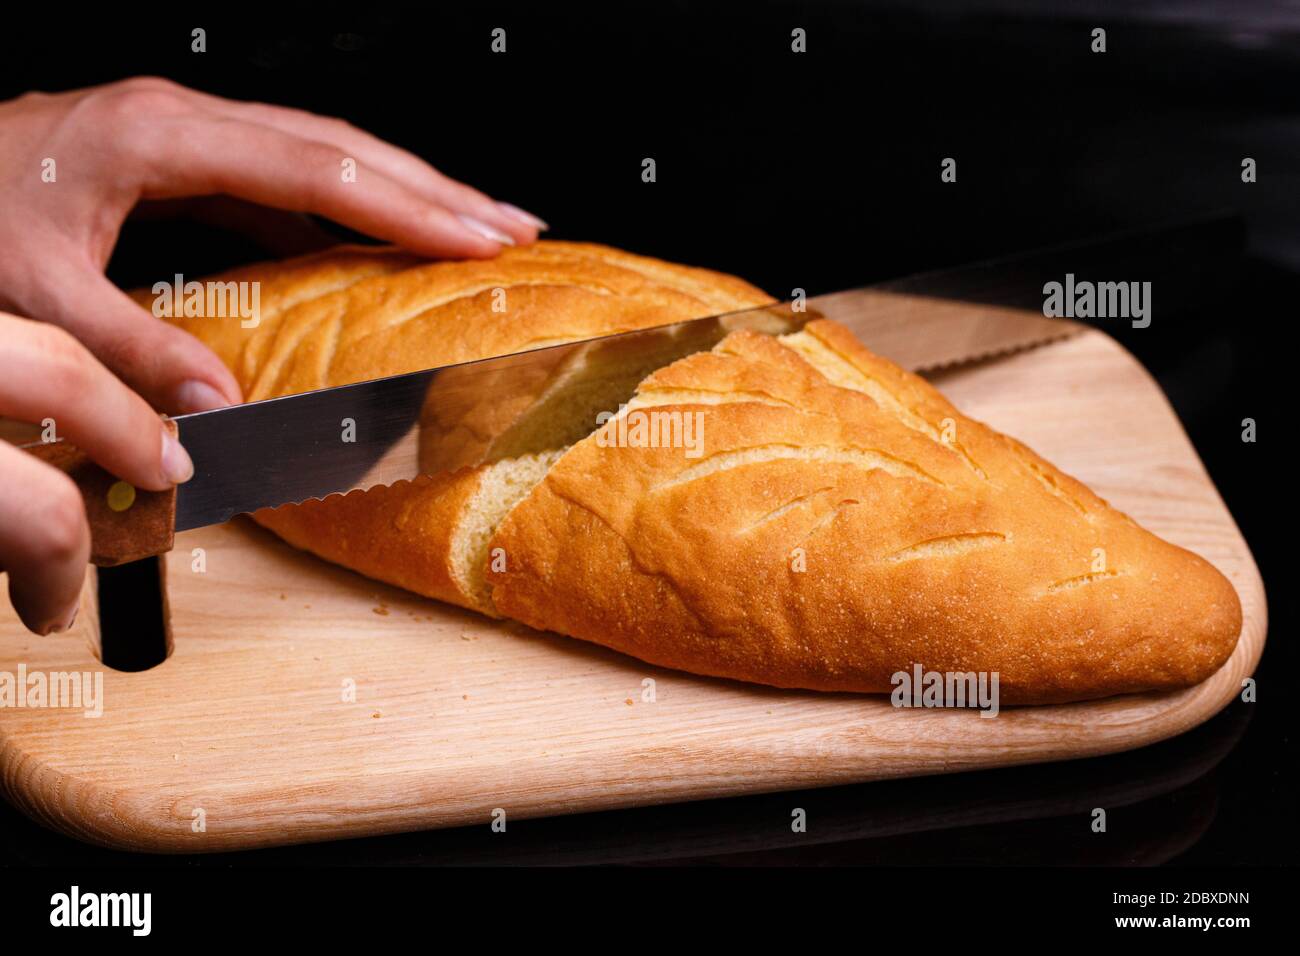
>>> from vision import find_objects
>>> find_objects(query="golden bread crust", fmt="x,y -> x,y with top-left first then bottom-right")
163,240 -> 772,400
253,467 -> 491,614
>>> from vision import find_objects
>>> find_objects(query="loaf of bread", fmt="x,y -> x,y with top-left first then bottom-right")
153,241 -> 1241,703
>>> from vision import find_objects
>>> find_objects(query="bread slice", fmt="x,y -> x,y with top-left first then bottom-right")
256,451 -> 561,616
156,242 -> 1241,703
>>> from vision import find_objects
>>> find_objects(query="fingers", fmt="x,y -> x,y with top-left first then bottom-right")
6,76 -> 547,276
185,95 -> 547,245
0,441 -> 88,634
14,252 -> 242,415
140,114 -> 514,259
0,311 -> 194,491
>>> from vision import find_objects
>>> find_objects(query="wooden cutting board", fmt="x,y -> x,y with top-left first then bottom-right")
0,325 -> 1266,853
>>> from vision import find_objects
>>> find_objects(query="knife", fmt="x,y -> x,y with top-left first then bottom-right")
19,214 -> 1238,566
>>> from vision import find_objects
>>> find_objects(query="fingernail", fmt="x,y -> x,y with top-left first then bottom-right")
456,214 -> 515,246
174,379 -> 231,414
161,428 -> 195,484
496,202 -> 549,231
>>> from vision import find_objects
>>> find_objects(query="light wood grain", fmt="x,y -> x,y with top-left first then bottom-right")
0,327 -> 1266,852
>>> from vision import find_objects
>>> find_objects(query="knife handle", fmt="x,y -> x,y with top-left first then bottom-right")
25,420 -> 177,567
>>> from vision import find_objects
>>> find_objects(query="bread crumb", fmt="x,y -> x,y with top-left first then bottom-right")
372,712 -> 382,718
625,698 -> 634,706
373,607 -> 389,616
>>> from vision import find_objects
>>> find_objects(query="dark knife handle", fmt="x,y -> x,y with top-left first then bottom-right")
26,419 -> 177,566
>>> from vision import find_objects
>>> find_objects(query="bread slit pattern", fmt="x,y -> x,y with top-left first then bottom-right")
884,532 -> 1008,563
631,386 -> 799,410
741,486 -> 837,533
1013,450 -> 1092,516
1044,569 -> 1123,592
158,241 -> 1242,705
651,445 -> 946,493
792,498 -> 862,546
783,329 -> 990,479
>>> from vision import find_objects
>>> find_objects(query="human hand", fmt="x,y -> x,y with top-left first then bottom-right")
0,76 -> 547,414
0,310 -> 195,634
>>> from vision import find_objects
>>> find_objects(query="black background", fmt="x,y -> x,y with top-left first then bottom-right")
0,0 -> 1292,874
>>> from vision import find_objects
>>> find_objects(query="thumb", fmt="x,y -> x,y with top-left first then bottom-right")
24,260 -> 243,415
